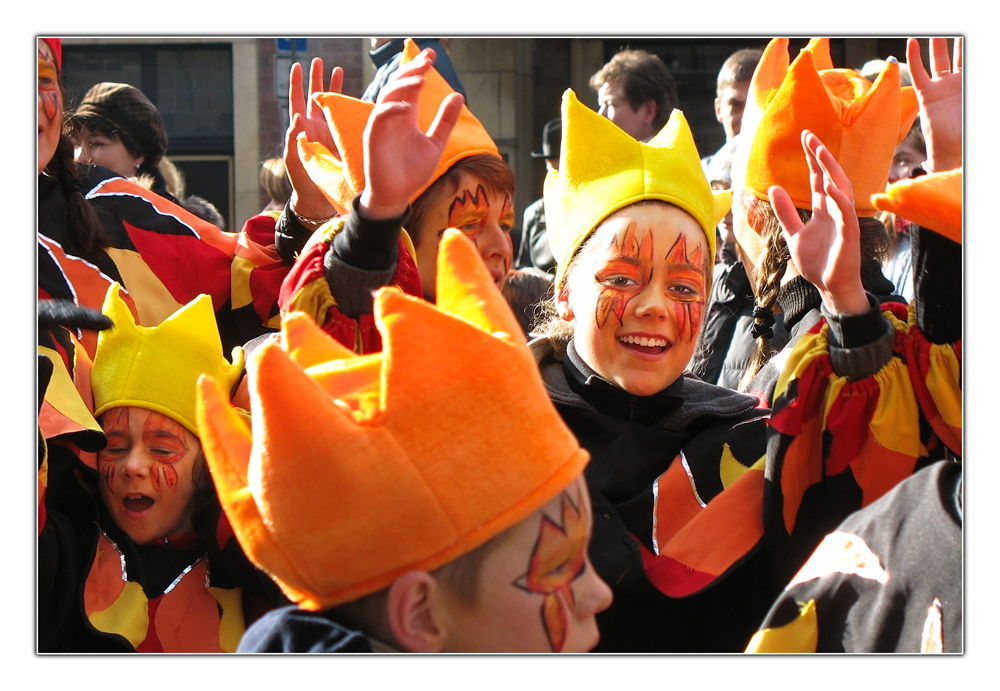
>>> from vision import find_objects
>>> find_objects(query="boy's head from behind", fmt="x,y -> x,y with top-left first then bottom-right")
196,231 -> 610,652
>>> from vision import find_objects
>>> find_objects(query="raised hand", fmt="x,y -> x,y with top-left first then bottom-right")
285,57 -> 343,225
769,130 -> 869,316
359,48 -> 464,220
907,38 -> 962,173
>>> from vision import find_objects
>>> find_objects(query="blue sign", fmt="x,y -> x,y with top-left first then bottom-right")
276,38 -> 307,53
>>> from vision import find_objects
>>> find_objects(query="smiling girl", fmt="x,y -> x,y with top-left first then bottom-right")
530,90 -> 773,652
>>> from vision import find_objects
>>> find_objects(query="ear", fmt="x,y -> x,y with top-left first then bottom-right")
555,283 -> 574,321
745,199 -> 766,234
640,99 -> 657,126
714,96 -> 724,124
386,571 -> 446,653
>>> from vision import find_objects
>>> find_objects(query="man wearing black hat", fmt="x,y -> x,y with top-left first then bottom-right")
516,117 -> 561,277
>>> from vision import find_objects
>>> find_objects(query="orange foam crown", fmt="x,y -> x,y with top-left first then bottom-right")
196,230 -> 589,611
299,39 -> 500,214
734,38 -> 918,217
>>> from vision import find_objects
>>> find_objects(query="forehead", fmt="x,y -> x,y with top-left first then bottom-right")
597,81 -> 625,101
449,171 -> 512,206
720,81 -> 750,101
597,202 -> 705,246
37,39 -> 56,63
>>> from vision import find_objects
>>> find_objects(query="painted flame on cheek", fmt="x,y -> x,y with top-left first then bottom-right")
664,235 -> 706,342
513,486 -> 589,652
595,221 -> 653,328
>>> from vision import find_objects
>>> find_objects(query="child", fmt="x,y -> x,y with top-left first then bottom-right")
278,40 -> 517,353
530,88 -> 772,652
38,285 -> 282,651
727,37 -> 918,400
196,230 -> 611,653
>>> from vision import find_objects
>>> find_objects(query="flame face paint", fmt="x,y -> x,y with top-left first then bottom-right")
560,202 -> 710,397
514,484 -> 590,652
96,407 -> 202,545
594,220 -> 655,328
663,233 -> 706,342
37,39 -> 63,175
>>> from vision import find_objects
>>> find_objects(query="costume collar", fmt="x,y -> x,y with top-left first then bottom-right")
563,340 -> 684,425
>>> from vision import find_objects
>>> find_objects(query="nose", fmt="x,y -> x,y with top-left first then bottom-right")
475,222 -> 512,276
577,563 -> 613,617
631,283 -> 669,320
120,448 -> 151,478
76,143 -> 94,164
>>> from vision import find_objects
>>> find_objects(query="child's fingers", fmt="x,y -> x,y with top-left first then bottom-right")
328,65 -> 344,95
768,185 -> 804,237
288,61 -> 306,116
929,37 -> 952,75
906,38 -> 930,89
953,38 -> 963,71
376,74 -> 427,107
426,93 -> 465,150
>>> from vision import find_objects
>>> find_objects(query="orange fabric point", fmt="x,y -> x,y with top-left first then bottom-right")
872,168 -> 962,245
196,231 -> 589,611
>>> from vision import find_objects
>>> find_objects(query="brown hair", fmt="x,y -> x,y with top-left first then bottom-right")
737,193 -> 891,391
589,49 -> 678,133
45,132 -> 109,261
260,157 -> 292,206
716,48 -> 762,94
407,153 -> 516,247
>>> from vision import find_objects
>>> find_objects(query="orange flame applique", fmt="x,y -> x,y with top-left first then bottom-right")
514,488 -> 588,652
594,221 -> 654,328
664,234 -> 706,342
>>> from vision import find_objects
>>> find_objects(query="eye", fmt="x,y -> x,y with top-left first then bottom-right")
603,274 -> 636,289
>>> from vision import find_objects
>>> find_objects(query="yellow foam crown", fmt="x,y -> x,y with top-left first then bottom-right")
196,230 -> 589,611
91,284 -> 244,436
544,89 -> 731,286
734,38 -> 918,217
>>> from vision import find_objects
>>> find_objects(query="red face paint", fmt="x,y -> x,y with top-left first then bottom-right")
594,220 -> 654,328
663,234 -> 707,342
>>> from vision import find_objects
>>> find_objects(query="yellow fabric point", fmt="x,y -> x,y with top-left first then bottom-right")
545,89 -> 730,287
89,580 -> 149,648
927,345 -> 962,432
37,345 -> 103,435
209,586 -> 246,653
718,443 -> 747,490
91,284 -> 244,437
745,599 -> 819,653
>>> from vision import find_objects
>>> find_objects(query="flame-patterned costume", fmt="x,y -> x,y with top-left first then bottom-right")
37,287 -> 283,652
749,167 -> 962,651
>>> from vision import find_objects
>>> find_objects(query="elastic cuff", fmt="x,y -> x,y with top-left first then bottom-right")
823,294 -> 896,380
322,251 -> 397,318
330,196 -> 410,271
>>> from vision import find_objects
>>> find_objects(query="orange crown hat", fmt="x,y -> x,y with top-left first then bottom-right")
92,284 -> 245,437
299,38 -> 501,214
544,89 -> 731,287
872,168 -> 962,244
733,38 -> 919,217
195,230 -> 589,611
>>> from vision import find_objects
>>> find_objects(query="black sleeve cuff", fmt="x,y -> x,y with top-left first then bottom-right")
821,293 -> 896,380
330,196 -> 410,272
275,201 -> 316,266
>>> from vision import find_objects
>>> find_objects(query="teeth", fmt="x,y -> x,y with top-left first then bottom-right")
620,335 -> 667,348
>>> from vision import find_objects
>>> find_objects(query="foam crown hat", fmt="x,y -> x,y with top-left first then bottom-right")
544,89 -> 731,287
92,284 -> 244,437
872,168 -> 962,245
299,38 -> 500,214
733,38 -> 918,217
195,230 -> 589,611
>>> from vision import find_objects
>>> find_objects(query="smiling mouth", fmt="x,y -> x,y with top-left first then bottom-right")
619,334 -> 669,354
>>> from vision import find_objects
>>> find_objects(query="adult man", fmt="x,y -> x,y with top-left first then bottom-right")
589,49 -> 677,143
702,48 -> 762,171
516,117 -> 561,276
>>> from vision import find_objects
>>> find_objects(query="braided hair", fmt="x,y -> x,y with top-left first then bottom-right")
43,132 -> 108,261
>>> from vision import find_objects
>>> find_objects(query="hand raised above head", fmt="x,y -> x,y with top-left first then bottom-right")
360,48 -> 464,220
285,57 -> 343,226
907,38 -> 962,173
769,130 -> 869,316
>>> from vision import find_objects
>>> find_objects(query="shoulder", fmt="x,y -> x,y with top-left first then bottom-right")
237,605 -> 374,653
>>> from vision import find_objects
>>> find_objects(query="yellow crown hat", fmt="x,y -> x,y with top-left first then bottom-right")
299,38 -> 500,214
733,38 -> 918,217
91,284 -> 245,436
196,230 -> 589,611
544,89 -> 731,287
